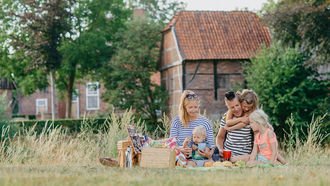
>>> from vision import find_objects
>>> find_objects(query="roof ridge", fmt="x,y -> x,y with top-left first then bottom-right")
162,11 -> 271,60
178,10 -> 257,13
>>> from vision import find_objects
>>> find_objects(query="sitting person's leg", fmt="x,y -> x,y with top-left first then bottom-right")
277,153 -> 287,165
230,154 -> 250,162
247,154 -> 269,166
187,160 -> 197,167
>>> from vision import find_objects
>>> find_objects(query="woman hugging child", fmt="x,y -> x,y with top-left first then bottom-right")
226,90 -> 286,165
224,89 -> 258,131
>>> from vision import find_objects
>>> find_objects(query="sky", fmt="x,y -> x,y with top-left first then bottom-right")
180,0 -> 270,12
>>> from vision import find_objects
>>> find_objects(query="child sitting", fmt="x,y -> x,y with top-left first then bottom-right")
183,125 -> 213,167
247,109 -> 287,165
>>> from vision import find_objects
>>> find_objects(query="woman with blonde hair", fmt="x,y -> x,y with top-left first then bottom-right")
170,90 -> 214,160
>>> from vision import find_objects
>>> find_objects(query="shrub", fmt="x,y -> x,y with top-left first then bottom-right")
245,43 -> 330,140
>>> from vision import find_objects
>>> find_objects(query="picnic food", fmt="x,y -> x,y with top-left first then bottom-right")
235,160 -> 246,168
222,161 -> 233,167
212,161 -> 233,167
212,161 -> 223,167
204,161 -> 214,167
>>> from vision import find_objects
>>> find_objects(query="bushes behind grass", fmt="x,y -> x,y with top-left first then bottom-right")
0,118 -> 107,138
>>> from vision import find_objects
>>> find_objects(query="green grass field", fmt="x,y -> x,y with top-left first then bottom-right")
0,163 -> 329,186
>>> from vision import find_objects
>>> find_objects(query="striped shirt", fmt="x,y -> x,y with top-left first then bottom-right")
170,115 -> 214,147
220,114 -> 253,156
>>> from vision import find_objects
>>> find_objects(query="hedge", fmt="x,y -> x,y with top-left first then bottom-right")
0,118 -> 108,137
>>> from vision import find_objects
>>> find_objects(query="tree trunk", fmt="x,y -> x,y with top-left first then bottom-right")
65,73 -> 76,118
50,71 -> 56,120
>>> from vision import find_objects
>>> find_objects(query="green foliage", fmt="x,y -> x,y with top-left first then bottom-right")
0,118 -> 107,137
245,43 -> 330,139
263,0 -> 330,64
0,0 -> 73,70
0,0 -> 130,117
56,0 -> 130,117
102,18 -> 168,132
283,114 -> 329,164
127,0 -> 185,24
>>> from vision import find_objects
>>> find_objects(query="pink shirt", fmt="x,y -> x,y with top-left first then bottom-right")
254,128 -> 277,160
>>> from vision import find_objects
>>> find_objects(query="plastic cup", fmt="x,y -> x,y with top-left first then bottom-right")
198,143 -> 206,151
223,149 -> 232,161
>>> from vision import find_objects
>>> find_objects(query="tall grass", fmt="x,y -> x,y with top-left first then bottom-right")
283,113 -> 329,164
0,110 -> 328,166
0,110 -> 145,166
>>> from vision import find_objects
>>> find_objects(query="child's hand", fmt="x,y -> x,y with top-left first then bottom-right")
197,147 -> 212,159
192,144 -> 198,151
224,125 -> 231,131
241,116 -> 249,124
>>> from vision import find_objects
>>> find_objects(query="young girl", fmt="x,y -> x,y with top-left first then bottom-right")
224,89 -> 258,131
247,109 -> 286,165
183,125 -> 213,167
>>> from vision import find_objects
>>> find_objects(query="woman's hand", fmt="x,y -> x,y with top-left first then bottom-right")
197,148 -> 213,159
179,146 -> 192,158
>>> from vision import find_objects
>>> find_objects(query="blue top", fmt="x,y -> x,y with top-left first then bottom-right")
170,115 -> 214,147
188,140 -> 211,160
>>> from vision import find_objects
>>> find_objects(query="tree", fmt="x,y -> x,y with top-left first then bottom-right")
244,43 -> 329,139
102,18 -> 168,131
0,0 -> 72,90
263,0 -> 330,65
0,0 -> 74,119
127,0 -> 185,24
56,0 -> 130,117
0,0 -> 130,118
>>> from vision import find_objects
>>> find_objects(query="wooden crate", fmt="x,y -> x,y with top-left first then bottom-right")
117,139 -> 141,168
117,139 -> 131,168
140,148 -> 176,168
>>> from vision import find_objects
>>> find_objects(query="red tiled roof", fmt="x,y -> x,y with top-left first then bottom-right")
164,11 -> 271,60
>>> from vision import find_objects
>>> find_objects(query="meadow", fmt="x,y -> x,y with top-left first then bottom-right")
0,111 -> 329,186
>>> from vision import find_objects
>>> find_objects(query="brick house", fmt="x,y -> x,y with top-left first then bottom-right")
0,79 -> 109,119
160,11 -> 271,120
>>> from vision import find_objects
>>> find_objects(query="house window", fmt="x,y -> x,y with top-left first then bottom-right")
36,98 -> 48,114
72,89 -> 79,102
86,82 -> 99,110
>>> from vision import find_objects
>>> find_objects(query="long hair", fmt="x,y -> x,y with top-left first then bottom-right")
249,109 -> 273,130
239,89 -> 259,111
179,90 -> 200,127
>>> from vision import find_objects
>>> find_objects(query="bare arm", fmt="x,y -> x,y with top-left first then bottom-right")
226,116 -> 249,127
249,143 -> 258,161
225,110 -> 233,122
268,131 -> 278,164
225,122 -> 247,131
216,127 -> 226,152
182,137 -> 190,148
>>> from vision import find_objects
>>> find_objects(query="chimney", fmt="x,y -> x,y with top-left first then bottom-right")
133,8 -> 146,19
